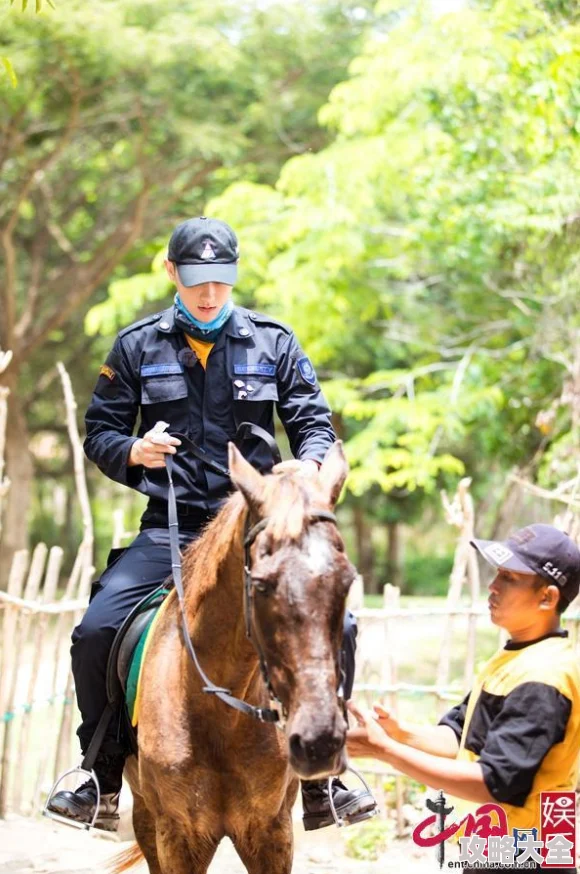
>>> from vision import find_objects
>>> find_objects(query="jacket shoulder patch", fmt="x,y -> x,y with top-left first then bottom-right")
99,364 -> 116,381
296,356 -> 317,386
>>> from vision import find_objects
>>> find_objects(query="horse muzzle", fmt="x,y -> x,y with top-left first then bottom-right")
287,709 -> 347,779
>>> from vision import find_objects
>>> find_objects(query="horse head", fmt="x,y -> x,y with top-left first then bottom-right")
228,440 -> 355,780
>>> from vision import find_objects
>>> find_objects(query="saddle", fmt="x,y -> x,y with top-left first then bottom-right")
105,585 -> 171,755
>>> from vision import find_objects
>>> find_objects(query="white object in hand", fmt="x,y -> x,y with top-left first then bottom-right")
149,421 -> 173,444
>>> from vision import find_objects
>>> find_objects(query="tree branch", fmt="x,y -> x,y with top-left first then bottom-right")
0,82 -> 81,351
13,186 -> 151,366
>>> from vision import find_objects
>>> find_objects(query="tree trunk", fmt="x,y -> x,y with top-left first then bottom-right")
387,520 -> 403,592
0,371 -> 33,589
352,504 -> 376,594
490,477 -> 523,541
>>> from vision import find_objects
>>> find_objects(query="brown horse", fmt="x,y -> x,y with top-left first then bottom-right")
114,439 -> 355,874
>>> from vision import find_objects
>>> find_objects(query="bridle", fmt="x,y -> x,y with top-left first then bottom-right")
165,425 -> 338,727
242,510 -> 338,727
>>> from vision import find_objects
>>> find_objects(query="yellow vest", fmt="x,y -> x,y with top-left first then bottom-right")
457,636 -> 580,832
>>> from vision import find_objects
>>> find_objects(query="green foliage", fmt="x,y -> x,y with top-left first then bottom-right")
6,0 -> 579,585
205,0 -> 580,516
343,816 -> 392,861
404,554 -> 455,597
0,55 -> 17,85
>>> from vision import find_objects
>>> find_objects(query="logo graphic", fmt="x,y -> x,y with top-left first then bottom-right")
201,240 -> 216,260
425,791 -> 454,868
541,792 -> 576,868
413,791 -> 577,869
297,356 -> 316,386
484,543 -> 514,565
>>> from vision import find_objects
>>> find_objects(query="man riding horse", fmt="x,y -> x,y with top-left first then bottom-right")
47,216 -> 377,831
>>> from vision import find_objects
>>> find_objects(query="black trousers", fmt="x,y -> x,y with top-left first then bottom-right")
71,526 -> 359,756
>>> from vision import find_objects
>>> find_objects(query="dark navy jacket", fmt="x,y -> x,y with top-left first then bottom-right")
84,304 -> 336,528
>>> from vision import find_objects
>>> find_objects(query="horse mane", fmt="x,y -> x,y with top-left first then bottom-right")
181,464 -> 314,613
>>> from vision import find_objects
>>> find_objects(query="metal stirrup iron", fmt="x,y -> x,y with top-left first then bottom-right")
326,765 -> 379,828
43,767 -> 101,831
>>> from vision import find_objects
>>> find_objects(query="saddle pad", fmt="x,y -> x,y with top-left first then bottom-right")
126,593 -> 172,727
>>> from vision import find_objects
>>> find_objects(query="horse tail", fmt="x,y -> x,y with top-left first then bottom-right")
108,843 -> 144,873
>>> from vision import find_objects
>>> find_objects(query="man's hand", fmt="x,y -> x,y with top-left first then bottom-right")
271,459 -> 320,477
300,459 -> 320,477
372,703 -> 405,742
346,701 -> 392,761
128,425 -> 182,469
346,700 -> 393,760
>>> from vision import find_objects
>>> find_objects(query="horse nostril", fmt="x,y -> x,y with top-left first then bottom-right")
289,733 -> 305,761
289,731 -> 343,764
315,733 -> 342,760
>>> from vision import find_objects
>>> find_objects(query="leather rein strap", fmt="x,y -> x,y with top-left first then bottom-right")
166,423 -> 282,723
165,425 -> 338,725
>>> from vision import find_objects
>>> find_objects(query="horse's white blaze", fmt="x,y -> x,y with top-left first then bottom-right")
304,528 -> 333,576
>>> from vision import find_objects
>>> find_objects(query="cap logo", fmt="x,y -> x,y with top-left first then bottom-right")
201,240 -> 216,260
542,561 -> 568,586
484,543 -> 514,565
510,527 -> 537,546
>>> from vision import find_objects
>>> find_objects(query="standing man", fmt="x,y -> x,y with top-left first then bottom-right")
347,524 -> 580,873
47,217 -> 376,831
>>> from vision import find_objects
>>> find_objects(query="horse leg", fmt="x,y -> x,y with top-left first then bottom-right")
155,817 -> 219,874
131,791 -> 161,874
232,813 -> 294,874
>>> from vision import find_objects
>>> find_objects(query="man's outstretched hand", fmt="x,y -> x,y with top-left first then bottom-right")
346,700 -> 393,759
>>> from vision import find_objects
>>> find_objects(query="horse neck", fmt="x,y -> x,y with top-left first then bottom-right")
186,511 -> 260,694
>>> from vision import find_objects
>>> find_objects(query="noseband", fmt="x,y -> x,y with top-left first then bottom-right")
165,427 -> 338,726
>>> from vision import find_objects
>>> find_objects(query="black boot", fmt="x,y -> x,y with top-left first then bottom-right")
301,777 -> 378,831
47,752 -> 125,831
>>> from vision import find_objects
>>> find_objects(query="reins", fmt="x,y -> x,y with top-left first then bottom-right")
166,425 -> 338,726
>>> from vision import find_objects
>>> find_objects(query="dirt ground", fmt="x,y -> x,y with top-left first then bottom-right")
0,812 -> 439,874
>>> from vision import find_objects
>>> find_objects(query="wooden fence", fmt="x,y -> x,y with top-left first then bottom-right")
1,353 -> 579,828
2,563 -> 580,830
0,543 -> 92,818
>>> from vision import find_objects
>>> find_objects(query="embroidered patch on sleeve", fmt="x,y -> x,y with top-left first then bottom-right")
296,356 -> 317,386
99,364 -> 116,381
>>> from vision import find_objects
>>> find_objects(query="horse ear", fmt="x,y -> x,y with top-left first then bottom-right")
228,442 -> 264,513
318,440 -> 349,508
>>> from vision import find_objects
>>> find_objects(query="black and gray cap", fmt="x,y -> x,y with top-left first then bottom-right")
168,216 -> 239,287
471,524 -> 580,604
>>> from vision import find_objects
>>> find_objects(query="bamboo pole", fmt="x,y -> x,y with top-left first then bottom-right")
437,478 -> 476,712
112,508 -> 125,549
0,349 -> 13,540
15,546 -> 63,814
47,364 -> 95,785
1,544 -> 47,814
464,523 -> 480,691
0,550 -> 29,817
382,584 -> 404,836
0,551 -> 29,719
56,362 -> 93,572
33,544 -> 88,805
54,562 -> 94,781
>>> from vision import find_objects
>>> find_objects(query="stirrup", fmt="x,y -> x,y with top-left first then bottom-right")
43,765 -> 101,831
327,765 -> 379,828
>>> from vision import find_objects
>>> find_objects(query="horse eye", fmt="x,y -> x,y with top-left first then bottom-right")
252,577 -> 274,594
